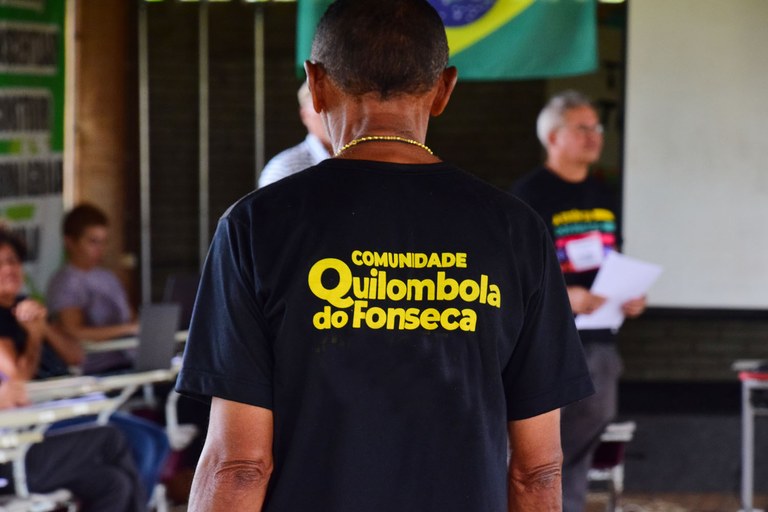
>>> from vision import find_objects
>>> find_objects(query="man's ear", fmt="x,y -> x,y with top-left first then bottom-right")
430,66 -> 458,117
547,127 -> 559,149
304,61 -> 326,114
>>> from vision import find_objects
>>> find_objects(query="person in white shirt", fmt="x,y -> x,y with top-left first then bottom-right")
257,81 -> 332,188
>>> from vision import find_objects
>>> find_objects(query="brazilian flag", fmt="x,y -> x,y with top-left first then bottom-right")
296,0 -> 597,81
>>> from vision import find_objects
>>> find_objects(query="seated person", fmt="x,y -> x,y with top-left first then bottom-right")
47,203 -> 138,374
0,230 -> 81,379
0,377 -> 146,512
0,228 -> 169,503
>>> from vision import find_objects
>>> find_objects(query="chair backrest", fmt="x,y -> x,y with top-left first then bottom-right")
600,421 -> 636,442
162,273 -> 200,330
134,303 -> 181,372
591,421 -> 636,469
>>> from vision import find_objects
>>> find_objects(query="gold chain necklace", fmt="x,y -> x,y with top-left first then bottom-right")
334,135 -> 433,157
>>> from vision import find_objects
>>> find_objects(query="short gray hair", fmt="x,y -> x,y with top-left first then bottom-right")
310,0 -> 449,100
536,90 -> 595,148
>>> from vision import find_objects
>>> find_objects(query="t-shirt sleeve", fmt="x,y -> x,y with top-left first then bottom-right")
175,213 -> 274,409
46,270 -> 88,314
502,228 -> 594,421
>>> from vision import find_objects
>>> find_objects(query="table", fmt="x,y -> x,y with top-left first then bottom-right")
0,395 -> 121,498
734,359 -> 768,512
27,367 -> 180,421
81,329 -> 188,353
1,367 -> 185,500
26,368 -> 179,403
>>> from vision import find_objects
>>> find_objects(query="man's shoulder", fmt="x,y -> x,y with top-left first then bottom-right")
440,166 -> 552,235
88,267 -> 123,286
219,172 -> 315,229
266,141 -> 314,165
46,266 -> 87,310
233,160 -> 538,224
48,265 -> 120,299
584,174 -> 616,195
259,141 -> 318,187
455,166 -> 533,207
47,265 -> 79,289
510,166 -> 548,195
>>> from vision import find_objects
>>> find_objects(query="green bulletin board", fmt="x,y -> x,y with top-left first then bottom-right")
0,0 -> 66,297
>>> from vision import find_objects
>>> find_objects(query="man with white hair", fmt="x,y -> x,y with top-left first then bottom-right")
512,90 -> 646,512
257,81 -> 332,188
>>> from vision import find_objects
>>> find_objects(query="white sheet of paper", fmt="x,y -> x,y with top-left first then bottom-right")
575,251 -> 663,330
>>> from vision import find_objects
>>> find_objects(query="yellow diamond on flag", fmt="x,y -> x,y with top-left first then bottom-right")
444,0 -> 535,55
297,0 -> 597,80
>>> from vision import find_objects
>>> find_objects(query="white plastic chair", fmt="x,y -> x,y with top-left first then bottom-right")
588,421 -> 637,512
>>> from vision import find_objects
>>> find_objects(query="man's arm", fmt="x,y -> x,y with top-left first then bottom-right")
188,397 -> 274,512
622,296 -> 647,318
507,409 -> 562,511
43,323 -> 84,366
11,299 -> 47,379
0,339 -> 29,407
0,378 -> 28,409
566,286 -> 606,315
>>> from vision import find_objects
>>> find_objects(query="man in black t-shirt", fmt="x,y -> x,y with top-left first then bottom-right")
177,2 -> 593,511
512,90 -> 646,512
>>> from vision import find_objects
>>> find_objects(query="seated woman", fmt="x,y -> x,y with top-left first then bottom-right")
47,203 -> 138,374
0,230 -> 144,510
0,230 -> 82,379
0,228 -> 169,504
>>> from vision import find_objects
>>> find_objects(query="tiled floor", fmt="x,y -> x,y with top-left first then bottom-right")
588,492 -> 768,512
169,493 -> 767,512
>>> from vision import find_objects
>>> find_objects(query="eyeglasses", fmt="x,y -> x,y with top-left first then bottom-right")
563,123 -> 604,135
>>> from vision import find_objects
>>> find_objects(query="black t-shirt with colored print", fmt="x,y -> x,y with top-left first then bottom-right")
177,158 -> 593,512
511,166 -> 620,291
512,166 -> 621,344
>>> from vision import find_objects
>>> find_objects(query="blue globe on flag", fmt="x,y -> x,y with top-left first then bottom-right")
296,0 -> 597,80
429,0 -> 497,27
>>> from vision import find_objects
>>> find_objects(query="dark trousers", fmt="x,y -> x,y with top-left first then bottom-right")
22,424 -> 146,512
48,411 -> 170,501
561,342 -> 622,512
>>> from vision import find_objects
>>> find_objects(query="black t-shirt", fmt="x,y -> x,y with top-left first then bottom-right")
512,166 -> 621,342
0,297 -> 70,379
0,299 -> 26,352
177,159 -> 593,512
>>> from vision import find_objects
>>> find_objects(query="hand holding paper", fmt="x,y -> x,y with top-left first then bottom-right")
575,251 -> 662,330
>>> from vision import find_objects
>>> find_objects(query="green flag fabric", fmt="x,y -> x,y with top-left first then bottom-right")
296,0 -> 597,81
